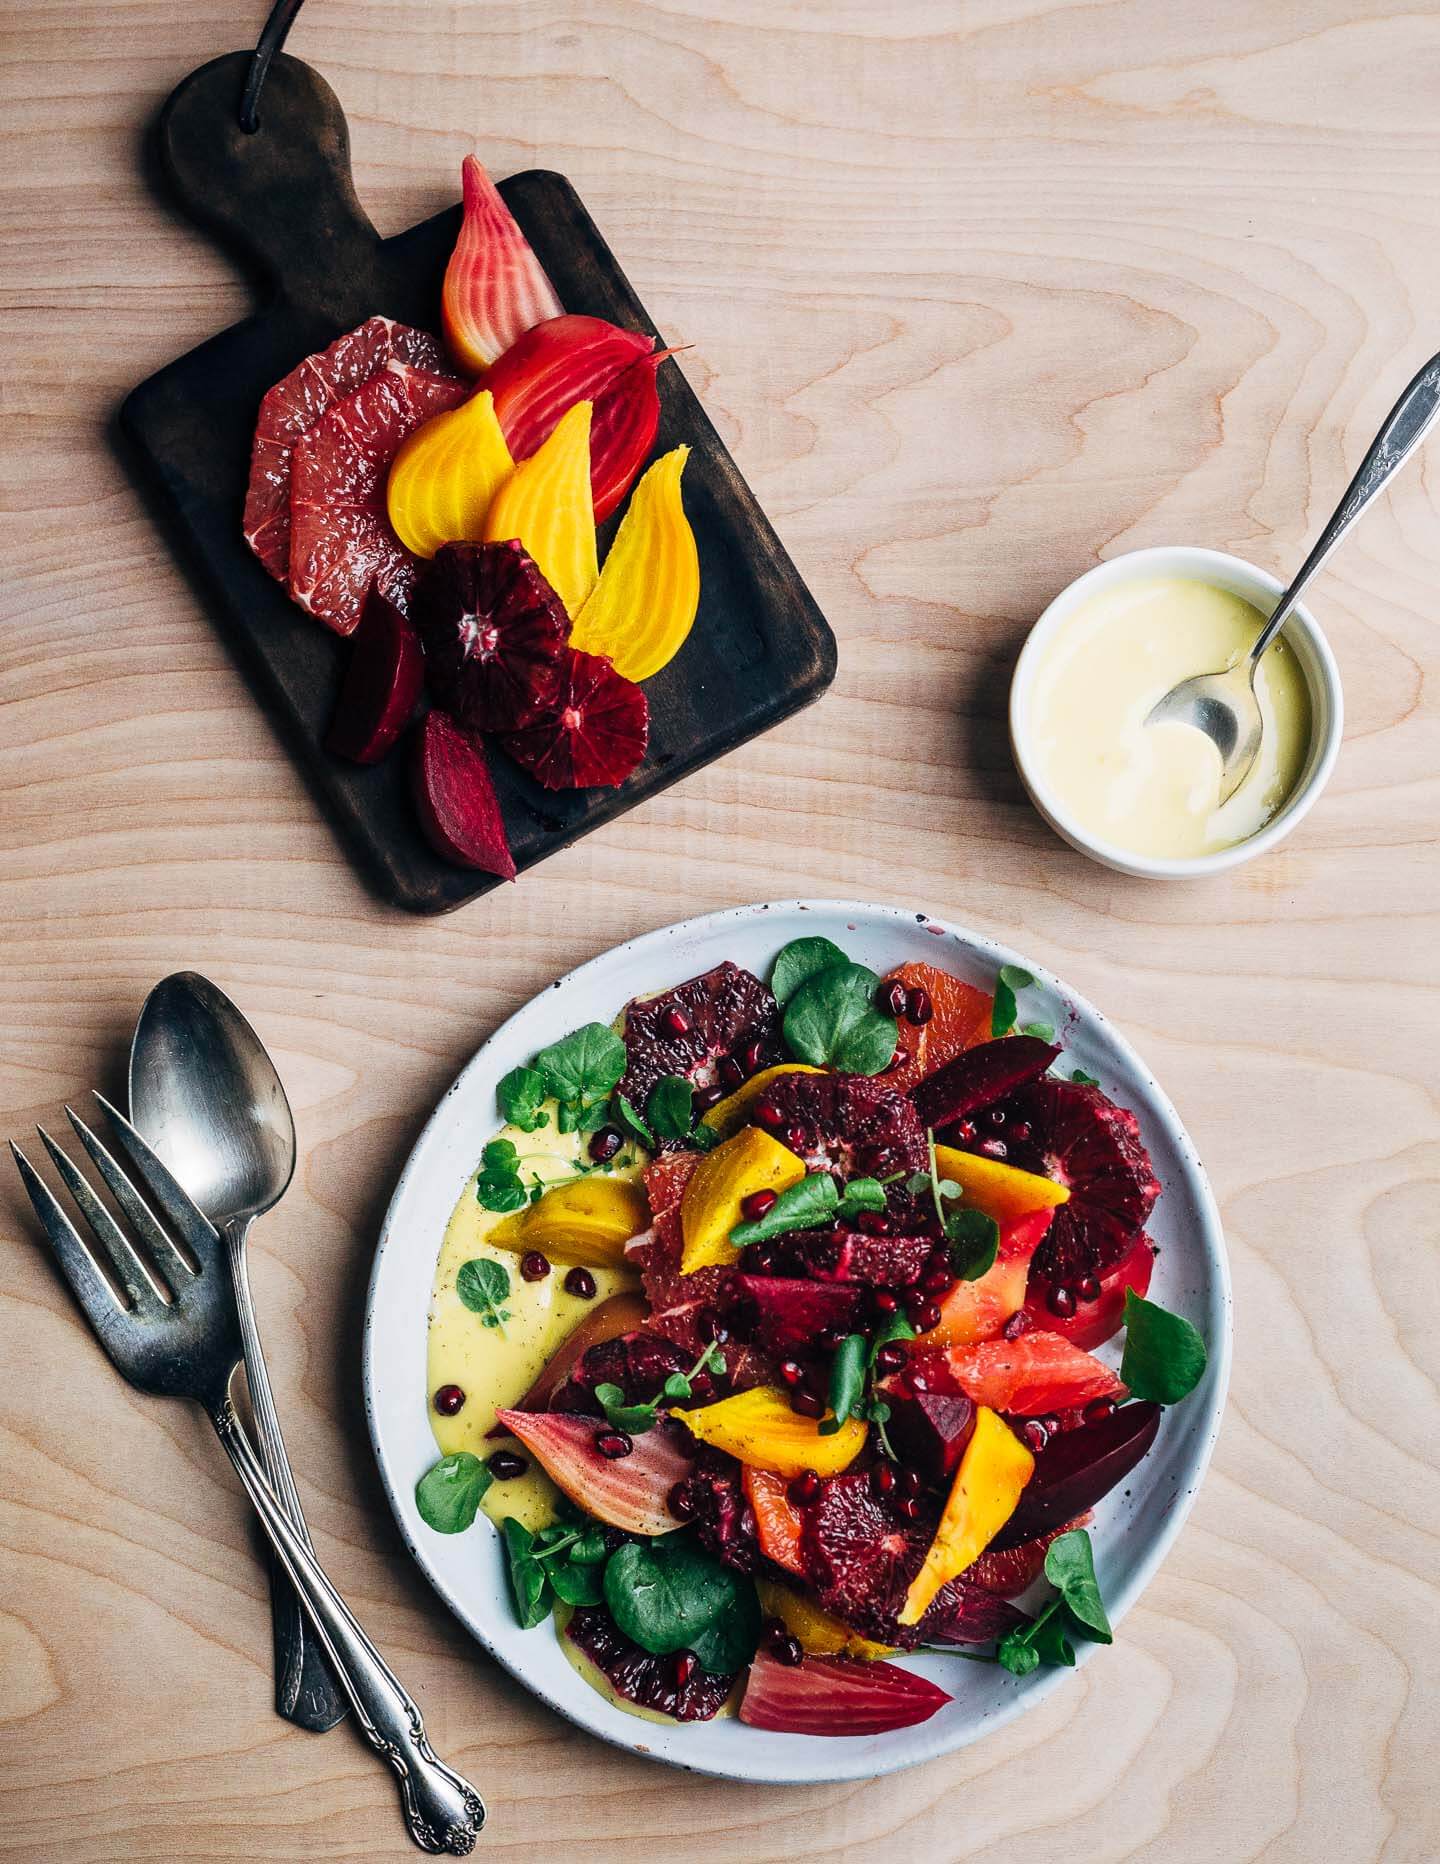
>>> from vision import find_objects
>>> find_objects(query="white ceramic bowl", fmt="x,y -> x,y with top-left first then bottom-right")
364,901 -> 1231,1783
1009,546 -> 1344,879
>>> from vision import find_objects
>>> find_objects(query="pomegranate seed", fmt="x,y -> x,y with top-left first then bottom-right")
855,1209 -> 891,1236
777,1359 -> 805,1388
672,1650 -> 698,1687
789,1470 -> 822,1506
663,1007 -> 692,1037
718,1055 -> 745,1091
1077,1275 -> 1102,1303
1046,1283 -> 1076,1319
432,1384 -> 465,1416
1039,1414 -> 1061,1437
905,985 -> 934,1027
697,1307 -> 730,1345
952,1120 -> 977,1144
520,1250 -> 551,1282
1021,1419 -> 1049,1452
978,1138 -> 1008,1160
1010,1121 -> 1032,1142
742,1188 -> 779,1223
1084,1397 -> 1118,1424
872,1290 -> 900,1316
904,1289 -> 935,1323
770,1630 -> 804,1667
985,1108 -> 1006,1128
564,1267 -> 598,1300
789,1388 -> 825,1419
914,1302 -> 942,1333
740,1040 -> 766,1076
897,1467 -> 923,1499
1003,1311 -> 1030,1340
785,1124 -> 809,1155
693,1081 -> 724,1114
596,1430 -> 633,1459
588,1125 -> 623,1163
668,1482 -> 697,1519
922,1265 -> 953,1296
895,1496 -> 924,1521
754,1098 -> 784,1129
487,1450 -> 527,1481
874,1341 -> 908,1376
880,979 -> 909,1018
871,1462 -> 897,1498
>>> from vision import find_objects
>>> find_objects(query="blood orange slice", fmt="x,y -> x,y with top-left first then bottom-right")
243,317 -> 446,582
502,648 -> 648,789
288,362 -> 467,634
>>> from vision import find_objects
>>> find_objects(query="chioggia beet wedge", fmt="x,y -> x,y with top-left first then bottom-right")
495,1409 -> 691,1535
570,446 -> 699,680
739,1648 -> 951,1735
442,156 -> 562,373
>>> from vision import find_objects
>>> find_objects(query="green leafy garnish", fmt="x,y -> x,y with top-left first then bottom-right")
1021,1021 -> 1056,1044
592,1343 -> 725,1436
1119,1290 -> 1208,1404
502,1518 -> 613,1627
604,1537 -> 762,1676
415,1452 -> 492,1534
614,1093 -> 654,1149
646,1074 -> 696,1141
946,1206 -> 1001,1281
783,960 -> 898,1076
837,1176 -> 888,1214
456,1256 -> 512,1333
1071,1068 -> 1100,1087
994,1528 -> 1110,1674
502,1518 -> 552,1628
868,1310 -> 916,1366
534,1023 -> 627,1134
692,1122 -> 720,1152
475,1138 -> 528,1213
729,1172 -> 838,1245
770,935 -> 851,1006
496,1064 -> 548,1132
991,963 -> 1036,1038
819,1332 -> 868,1435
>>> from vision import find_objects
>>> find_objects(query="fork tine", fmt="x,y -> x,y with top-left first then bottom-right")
36,1126 -> 169,1311
64,1106 -> 195,1285
10,1140 -> 130,1325
93,1092 -> 219,1267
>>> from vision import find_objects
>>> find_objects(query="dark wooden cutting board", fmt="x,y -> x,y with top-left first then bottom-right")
119,52 -> 836,913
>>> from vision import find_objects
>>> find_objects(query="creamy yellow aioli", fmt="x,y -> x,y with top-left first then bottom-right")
1028,577 -> 1311,859
427,1115 -> 643,1533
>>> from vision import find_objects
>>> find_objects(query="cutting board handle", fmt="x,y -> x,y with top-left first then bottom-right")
156,52 -> 382,321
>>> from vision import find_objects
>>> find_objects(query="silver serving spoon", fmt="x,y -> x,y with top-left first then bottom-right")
129,971 -> 347,1732
1148,350 -> 1440,802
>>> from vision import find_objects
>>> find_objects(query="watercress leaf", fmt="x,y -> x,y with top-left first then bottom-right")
605,1538 -> 761,1675
771,935 -> 851,1006
906,1171 -> 933,1197
1029,1611 -> 1076,1667
946,1208 -> 1000,1281
826,1333 -> 868,1429
999,965 -> 1036,991
692,1123 -> 720,1153
868,1311 -> 916,1367
647,1074 -> 696,1142
414,1452 -> 491,1534
483,1139 -> 519,1169
614,1093 -> 654,1149
578,1100 -> 612,1134
536,1024 -> 627,1116
729,1172 -> 840,1247
592,1381 -> 627,1411
548,1558 -> 607,1607
571,1529 -> 611,1565
865,1398 -> 891,1425
457,1257 -> 512,1316
475,1177 -> 526,1214
555,1102 -> 579,1135
784,962 -> 897,1075
532,1524 -> 575,1553
991,977 -> 1017,1038
502,1518 -> 552,1629
936,1179 -> 962,1200
996,1626 -> 1041,1676
1071,1068 -> 1100,1087
497,1065 -> 548,1132
1120,1289 -> 1208,1404
1043,1529 -> 1113,1644
1021,1022 -> 1056,1044
662,1372 -> 693,1401
837,1176 -> 887,1217
592,1381 -> 658,1434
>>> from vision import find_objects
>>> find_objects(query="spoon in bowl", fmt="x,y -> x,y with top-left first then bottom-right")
129,971 -> 347,1732
1148,350 -> 1440,802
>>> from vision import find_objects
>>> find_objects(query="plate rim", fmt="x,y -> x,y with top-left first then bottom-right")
363,898 -> 1232,1783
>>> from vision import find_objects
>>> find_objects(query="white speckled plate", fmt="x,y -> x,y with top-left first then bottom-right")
364,901 -> 1230,1783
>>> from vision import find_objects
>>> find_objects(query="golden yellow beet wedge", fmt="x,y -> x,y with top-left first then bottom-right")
704,1063 -> 824,1141
490,1176 -> 648,1269
671,1386 -> 866,1478
679,1126 -> 806,1273
933,1144 -> 1069,1224
386,388 -> 515,558
756,1578 -> 896,1659
483,399 -> 598,618
569,445 -> 699,680
898,1406 -> 1034,1625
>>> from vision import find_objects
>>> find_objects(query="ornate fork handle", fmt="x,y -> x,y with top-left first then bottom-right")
210,1400 -> 484,1855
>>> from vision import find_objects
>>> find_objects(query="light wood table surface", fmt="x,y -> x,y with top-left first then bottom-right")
3,2 -> 1438,1858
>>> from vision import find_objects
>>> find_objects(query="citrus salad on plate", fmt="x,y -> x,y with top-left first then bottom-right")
416,933 -> 1208,1736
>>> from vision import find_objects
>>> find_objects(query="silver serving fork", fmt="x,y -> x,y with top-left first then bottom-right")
11,1097 -> 484,1857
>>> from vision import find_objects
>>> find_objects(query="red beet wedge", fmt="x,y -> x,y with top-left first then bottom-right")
412,711 -> 516,878
503,648 -> 649,790
739,1649 -> 951,1736
325,587 -> 424,763
411,540 -> 570,733
910,1035 -> 1060,1131
730,1275 -> 864,1355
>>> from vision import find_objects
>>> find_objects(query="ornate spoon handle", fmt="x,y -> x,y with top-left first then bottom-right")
210,1399 -> 485,1855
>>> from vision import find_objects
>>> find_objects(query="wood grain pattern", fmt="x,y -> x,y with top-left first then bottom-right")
2,1 -> 1438,1859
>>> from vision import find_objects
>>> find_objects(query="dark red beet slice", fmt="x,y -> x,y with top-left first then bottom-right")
411,540 -> 570,732
412,710 -> 516,878
620,964 -> 783,1109
739,1648 -> 950,1736
244,316 -> 446,582
502,648 -> 648,789
976,1079 -> 1161,1284
920,1578 -> 1028,1645
325,586 -> 424,763
730,1275 -> 863,1355
775,1229 -> 930,1288
566,1605 -> 734,1721
757,1072 -> 929,1180
880,1359 -> 976,1481
911,1035 -> 1060,1130
989,1400 -> 1161,1550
